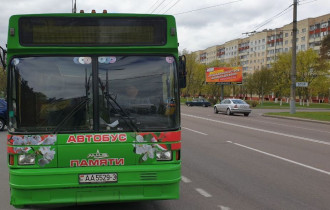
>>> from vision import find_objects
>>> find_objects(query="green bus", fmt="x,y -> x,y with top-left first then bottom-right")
0,12 -> 186,208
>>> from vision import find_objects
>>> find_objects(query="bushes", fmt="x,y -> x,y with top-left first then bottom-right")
247,100 -> 258,108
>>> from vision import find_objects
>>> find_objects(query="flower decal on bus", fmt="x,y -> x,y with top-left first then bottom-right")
134,135 -> 156,162
133,133 -> 170,162
38,146 -> 56,167
8,135 -> 57,146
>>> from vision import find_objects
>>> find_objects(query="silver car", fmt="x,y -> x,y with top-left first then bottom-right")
214,99 -> 251,116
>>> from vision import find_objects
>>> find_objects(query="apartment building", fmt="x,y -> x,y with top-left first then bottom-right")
238,37 -> 249,71
193,13 -> 330,74
248,30 -> 269,71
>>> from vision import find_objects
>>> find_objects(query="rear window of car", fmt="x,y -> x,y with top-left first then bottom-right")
232,100 -> 246,104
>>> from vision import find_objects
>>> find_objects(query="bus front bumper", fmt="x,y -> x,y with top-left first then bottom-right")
9,164 -> 180,208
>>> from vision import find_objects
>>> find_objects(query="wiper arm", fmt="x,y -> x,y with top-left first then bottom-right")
52,97 -> 90,134
104,93 -> 139,132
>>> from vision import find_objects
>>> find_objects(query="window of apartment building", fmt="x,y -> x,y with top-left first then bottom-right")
301,45 -> 306,50
321,22 -> 328,28
285,33 -> 289,37
262,45 -> 265,49
262,39 -> 265,43
301,36 -> 305,41
302,28 -> 306,33
285,48 -> 288,52
296,38 -> 299,42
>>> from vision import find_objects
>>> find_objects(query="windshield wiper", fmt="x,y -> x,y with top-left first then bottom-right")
52,97 -> 90,134
104,93 -> 139,133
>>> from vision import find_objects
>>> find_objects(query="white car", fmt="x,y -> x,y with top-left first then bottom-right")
214,99 -> 251,116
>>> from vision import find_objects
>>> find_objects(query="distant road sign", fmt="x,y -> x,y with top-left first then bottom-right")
296,82 -> 308,87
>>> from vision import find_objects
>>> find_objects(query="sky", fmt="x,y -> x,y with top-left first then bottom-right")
0,0 -> 329,52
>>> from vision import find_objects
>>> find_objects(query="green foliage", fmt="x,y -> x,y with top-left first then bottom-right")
320,34 -> 330,60
270,52 -> 291,98
181,49 -> 329,101
0,67 -> 6,98
265,112 -> 330,122
246,100 -> 258,107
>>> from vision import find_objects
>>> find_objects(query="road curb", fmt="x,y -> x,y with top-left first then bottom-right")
262,114 -> 330,125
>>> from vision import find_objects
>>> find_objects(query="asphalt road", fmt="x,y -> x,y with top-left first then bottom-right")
1,106 -> 329,210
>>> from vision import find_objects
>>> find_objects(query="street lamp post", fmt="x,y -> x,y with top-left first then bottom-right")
290,0 -> 298,114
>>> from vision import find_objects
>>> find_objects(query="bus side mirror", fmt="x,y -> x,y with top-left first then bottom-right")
0,46 -> 7,69
178,55 -> 186,88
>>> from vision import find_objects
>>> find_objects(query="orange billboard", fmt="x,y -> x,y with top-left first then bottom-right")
206,67 -> 243,84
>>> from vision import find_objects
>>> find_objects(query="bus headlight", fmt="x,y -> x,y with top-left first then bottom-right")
156,151 -> 172,161
18,154 -> 35,165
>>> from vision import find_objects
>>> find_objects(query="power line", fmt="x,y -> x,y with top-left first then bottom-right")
173,0 -> 243,16
298,0 -> 318,5
146,0 -> 162,13
151,0 -> 166,14
163,0 -> 181,14
252,4 -> 293,31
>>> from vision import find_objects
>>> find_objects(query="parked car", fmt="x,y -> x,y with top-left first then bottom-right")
185,98 -> 211,107
214,98 -> 251,116
0,98 -> 7,131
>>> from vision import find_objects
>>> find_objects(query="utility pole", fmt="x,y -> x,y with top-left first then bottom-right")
290,0 -> 298,114
72,0 -> 77,13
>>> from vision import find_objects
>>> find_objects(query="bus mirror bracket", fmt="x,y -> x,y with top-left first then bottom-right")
178,55 -> 186,88
0,46 -> 7,70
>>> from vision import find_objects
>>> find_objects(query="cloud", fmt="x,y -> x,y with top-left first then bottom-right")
0,0 -> 329,53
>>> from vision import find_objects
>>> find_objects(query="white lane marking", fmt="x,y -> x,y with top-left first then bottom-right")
182,127 -> 208,135
218,205 -> 231,210
182,113 -> 330,146
181,176 -> 192,183
227,141 -> 330,176
195,188 -> 212,197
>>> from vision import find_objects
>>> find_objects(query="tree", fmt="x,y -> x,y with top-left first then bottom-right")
320,34 -> 330,60
0,67 -> 6,98
252,67 -> 274,102
270,52 -> 291,100
180,51 -> 205,97
296,48 -> 328,102
242,73 -> 255,99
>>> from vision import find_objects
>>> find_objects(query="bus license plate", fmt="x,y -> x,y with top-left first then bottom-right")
79,173 -> 117,184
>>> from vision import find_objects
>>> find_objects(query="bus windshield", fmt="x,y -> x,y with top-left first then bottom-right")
9,55 -> 179,133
